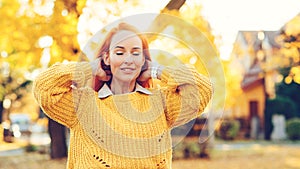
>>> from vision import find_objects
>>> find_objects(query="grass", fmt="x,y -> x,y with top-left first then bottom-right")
172,140 -> 300,169
1,140 -> 300,169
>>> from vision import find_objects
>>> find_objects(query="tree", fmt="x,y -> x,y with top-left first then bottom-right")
278,14 -> 300,84
0,0 -> 85,158
48,118 -> 68,158
276,67 -> 300,117
262,14 -> 300,139
274,14 -> 300,116
0,67 -> 31,123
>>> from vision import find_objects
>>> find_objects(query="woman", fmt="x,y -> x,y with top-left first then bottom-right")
33,22 -> 212,169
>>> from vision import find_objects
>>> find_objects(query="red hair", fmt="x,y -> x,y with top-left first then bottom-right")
93,22 -> 152,91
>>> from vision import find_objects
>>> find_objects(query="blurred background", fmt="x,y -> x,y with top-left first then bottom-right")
0,0 -> 300,169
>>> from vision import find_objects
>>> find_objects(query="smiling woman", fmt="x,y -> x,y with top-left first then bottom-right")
98,23 -> 151,94
102,30 -> 146,94
33,22 -> 213,169
94,23 -> 153,91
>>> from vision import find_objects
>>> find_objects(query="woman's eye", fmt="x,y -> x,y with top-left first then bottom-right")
132,51 -> 140,56
116,51 -> 124,55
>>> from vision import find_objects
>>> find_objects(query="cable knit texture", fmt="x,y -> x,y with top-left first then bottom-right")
33,62 -> 212,169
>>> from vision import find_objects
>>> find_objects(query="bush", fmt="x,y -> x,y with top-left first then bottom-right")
217,119 -> 240,140
172,139 -> 210,159
25,144 -> 38,152
286,118 -> 300,140
265,96 -> 297,140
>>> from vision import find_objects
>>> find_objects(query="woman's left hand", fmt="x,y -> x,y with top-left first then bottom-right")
138,60 -> 152,82
138,60 -> 163,82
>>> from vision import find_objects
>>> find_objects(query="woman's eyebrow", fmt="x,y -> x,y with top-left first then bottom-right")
114,46 -> 125,49
113,46 -> 141,50
132,47 -> 141,50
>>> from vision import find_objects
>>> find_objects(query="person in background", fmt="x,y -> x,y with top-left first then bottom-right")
33,22 -> 213,169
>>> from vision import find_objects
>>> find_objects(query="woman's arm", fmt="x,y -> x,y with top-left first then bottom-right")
158,64 -> 213,129
33,62 -> 92,128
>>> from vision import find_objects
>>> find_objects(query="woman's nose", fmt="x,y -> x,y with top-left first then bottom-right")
124,54 -> 133,64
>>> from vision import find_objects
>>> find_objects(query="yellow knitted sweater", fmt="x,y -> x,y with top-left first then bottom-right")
33,62 -> 212,169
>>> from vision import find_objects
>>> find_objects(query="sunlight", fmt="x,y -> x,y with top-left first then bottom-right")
61,9 -> 68,16
38,35 -> 53,48
1,51 -> 8,58
199,0 -> 300,60
189,56 -> 197,65
32,0 -> 54,17
77,0 -> 169,50
40,48 -> 51,67
3,98 -> 12,109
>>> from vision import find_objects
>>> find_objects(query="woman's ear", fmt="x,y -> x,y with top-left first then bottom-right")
103,52 -> 110,65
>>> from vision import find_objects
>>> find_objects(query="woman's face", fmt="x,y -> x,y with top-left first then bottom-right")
104,30 -> 145,84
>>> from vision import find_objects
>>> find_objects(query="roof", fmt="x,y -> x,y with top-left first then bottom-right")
234,30 -> 281,89
238,12 -> 300,91
237,30 -> 281,50
241,60 -> 264,90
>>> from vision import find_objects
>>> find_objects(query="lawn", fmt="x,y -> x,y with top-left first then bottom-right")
172,144 -> 300,169
1,140 -> 300,169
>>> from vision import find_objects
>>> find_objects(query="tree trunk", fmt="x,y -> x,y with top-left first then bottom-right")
164,0 -> 186,10
0,102 -> 3,123
48,118 -> 68,159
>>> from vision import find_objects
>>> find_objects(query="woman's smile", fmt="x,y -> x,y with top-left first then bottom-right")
120,67 -> 136,74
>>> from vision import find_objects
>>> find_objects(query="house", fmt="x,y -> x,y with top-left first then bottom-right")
230,30 -> 282,139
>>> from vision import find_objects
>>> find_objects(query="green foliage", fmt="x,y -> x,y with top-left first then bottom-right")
276,81 -> 300,117
266,96 -> 297,119
184,141 -> 201,158
286,118 -> 300,140
264,95 -> 298,140
217,119 -> 240,140
278,67 -> 291,77
173,140 -> 205,159
25,144 -> 38,152
0,0 -> 84,122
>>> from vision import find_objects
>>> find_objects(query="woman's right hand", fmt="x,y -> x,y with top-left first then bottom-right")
90,58 -> 111,82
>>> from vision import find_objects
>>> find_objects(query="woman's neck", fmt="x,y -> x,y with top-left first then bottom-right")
110,78 -> 136,95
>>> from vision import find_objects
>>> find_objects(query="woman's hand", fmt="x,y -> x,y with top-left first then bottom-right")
90,58 -> 111,82
138,60 -> 164,82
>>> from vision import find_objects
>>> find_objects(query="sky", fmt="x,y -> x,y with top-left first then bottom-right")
79,0 -> 300,60
197,0 -> 300,60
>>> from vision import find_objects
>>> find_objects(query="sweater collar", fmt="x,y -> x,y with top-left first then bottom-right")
98,83 -> 152,98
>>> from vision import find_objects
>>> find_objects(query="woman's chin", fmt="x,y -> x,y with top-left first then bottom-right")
114,75 -> 138,83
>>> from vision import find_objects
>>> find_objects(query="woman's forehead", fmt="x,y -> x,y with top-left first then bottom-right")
110,30 -> 142,49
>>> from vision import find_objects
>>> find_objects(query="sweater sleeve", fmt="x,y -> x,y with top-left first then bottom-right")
32,62 -> 92,128
160,65 -> 213,129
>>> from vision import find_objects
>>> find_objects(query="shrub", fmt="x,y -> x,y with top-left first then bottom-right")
25,144 -> 38,152
217,119 -> 240,140
286,118 -> 300,140
265,96 -> 297,140
172,139 -> 210,159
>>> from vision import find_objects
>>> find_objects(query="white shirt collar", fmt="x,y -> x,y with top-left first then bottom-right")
98,83 -> 152,98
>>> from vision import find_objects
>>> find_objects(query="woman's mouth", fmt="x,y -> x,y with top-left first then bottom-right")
120,67 -> 135,73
